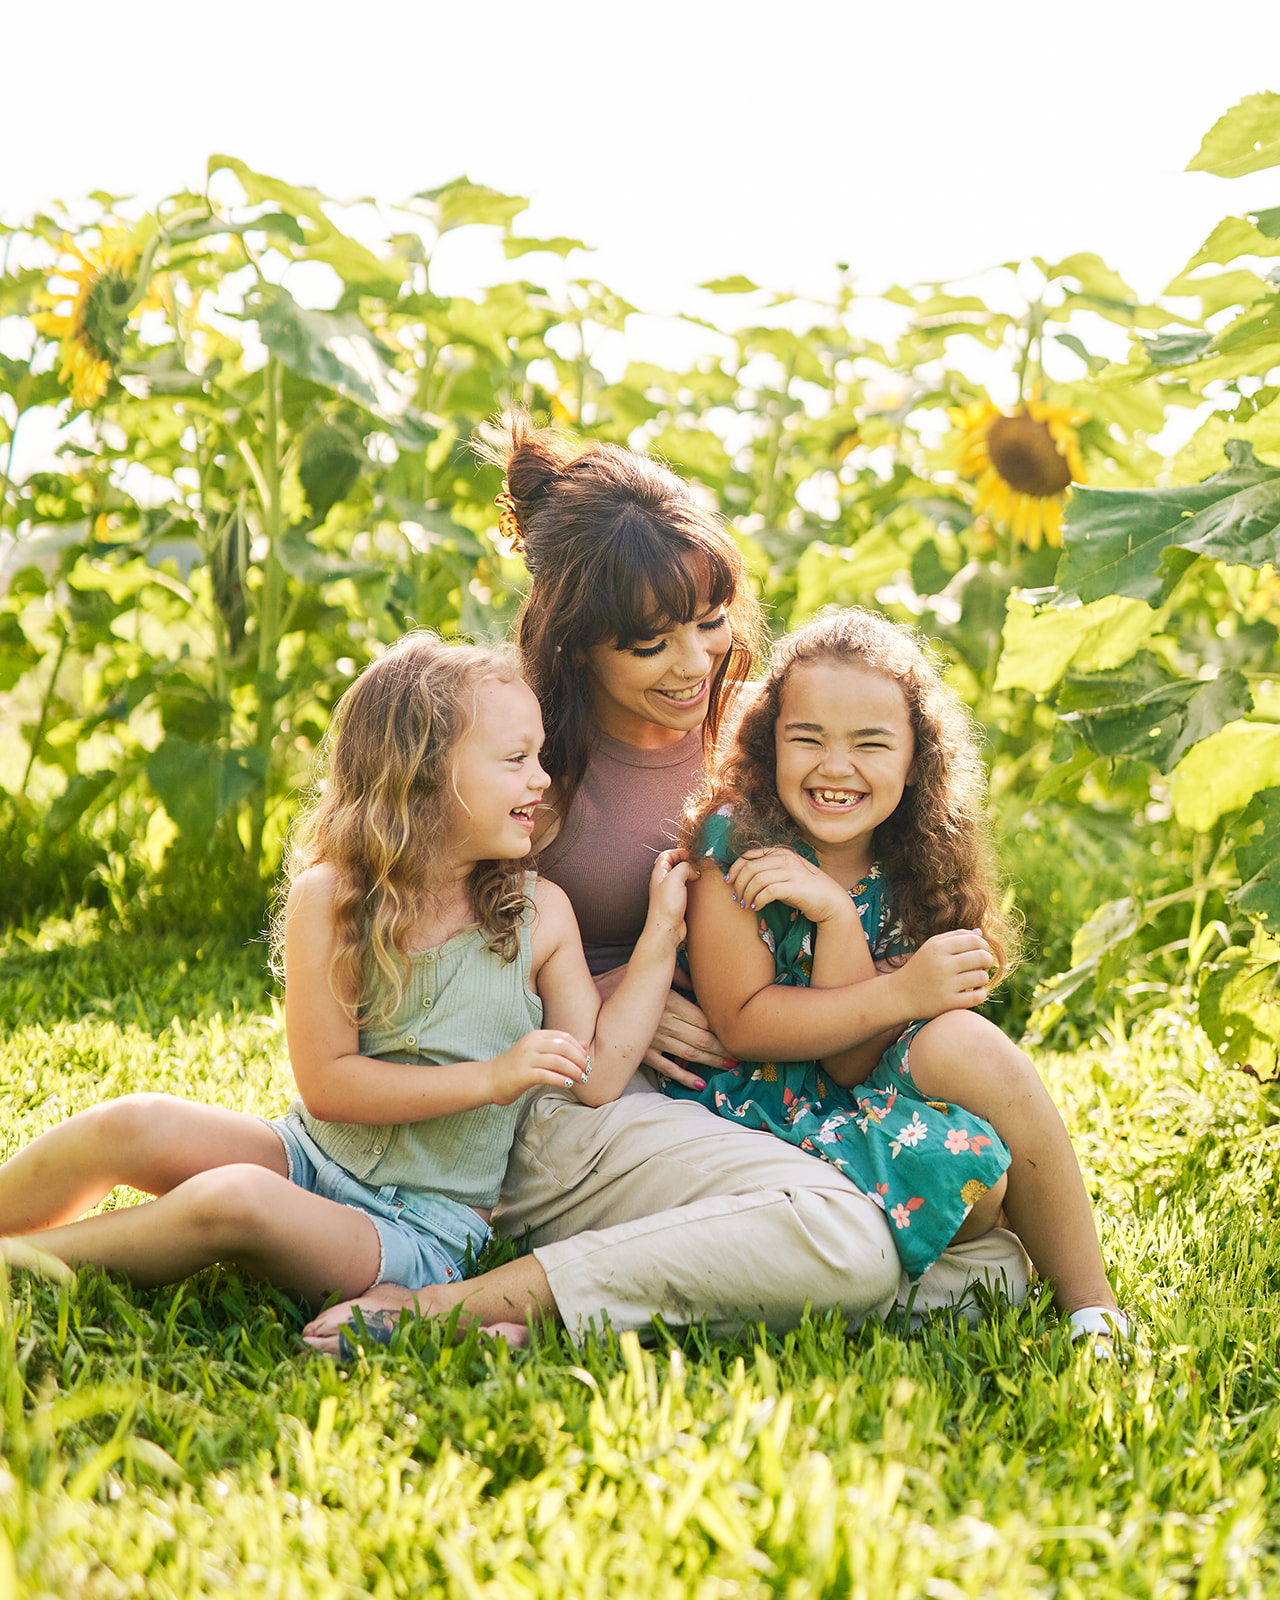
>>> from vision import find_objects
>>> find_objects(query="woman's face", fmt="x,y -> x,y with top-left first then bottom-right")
585,599 -> 732,746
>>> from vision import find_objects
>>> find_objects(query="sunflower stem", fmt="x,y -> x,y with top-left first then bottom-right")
249,356 -> 285,876
20,622 -> 69,798
1014,303 -> 1045,406
0,389 -> 30,527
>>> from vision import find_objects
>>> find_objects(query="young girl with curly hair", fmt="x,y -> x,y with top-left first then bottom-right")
0,633 -> 689,1324
671,607 -> 1124,1339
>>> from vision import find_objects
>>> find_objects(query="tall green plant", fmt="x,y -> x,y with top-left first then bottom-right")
999,94 -> 1280,1073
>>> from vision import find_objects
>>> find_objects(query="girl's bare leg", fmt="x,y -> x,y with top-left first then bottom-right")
1,1164 -> 382,1302
906,1011 -> 1116,1315
0,1093 -> 289,1233
0,1093 -> 382,1302
303,1253 -> 557,1354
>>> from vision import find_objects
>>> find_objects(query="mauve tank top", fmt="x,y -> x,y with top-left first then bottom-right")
536,727 -> 704,975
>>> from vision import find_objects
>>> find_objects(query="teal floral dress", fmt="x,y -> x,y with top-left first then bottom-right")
665,809 -> 1011,1278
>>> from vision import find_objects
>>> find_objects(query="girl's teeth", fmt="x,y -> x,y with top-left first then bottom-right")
660,683 -> 702,701
812,790 -> 860,805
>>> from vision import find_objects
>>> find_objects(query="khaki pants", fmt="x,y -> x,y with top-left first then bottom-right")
494,1076 -> 1030,1340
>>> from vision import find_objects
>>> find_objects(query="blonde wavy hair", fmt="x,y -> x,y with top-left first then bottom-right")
687,607 -> 1019,978
274,632 -> 531,1026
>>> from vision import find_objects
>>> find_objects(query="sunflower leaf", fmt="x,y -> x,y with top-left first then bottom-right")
245,285 -> 431,449
1197,930 -> 1280,1081
146,739 -> 266,839
1234,787 -> 1280,931
1057,658 -> 1252,774
1186,92 -> 1280,180
1139,330 -> 1214,368
1057,442 -> 1280,604
412,179 -> 529,234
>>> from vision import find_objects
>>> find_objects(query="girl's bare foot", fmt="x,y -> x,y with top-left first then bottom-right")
0,1237 -> 75,1282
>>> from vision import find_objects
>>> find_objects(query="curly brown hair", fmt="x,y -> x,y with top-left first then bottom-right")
273,632 -> 531,1026
476,414 -> 762,812
688,608 -> 1018,976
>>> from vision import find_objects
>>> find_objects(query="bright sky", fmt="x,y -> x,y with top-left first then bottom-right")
7,0 -> 1279,314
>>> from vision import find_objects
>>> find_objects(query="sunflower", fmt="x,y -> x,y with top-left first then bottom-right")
32,232 -> 143,408
950,397 -> 1086,550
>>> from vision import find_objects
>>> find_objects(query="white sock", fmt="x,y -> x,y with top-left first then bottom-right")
1068,1306 -> 1131,1340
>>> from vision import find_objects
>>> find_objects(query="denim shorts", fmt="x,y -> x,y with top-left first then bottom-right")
268,1112 -> 492,1291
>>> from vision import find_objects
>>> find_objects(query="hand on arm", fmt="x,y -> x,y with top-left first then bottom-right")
534,855 -> 693,1106
687,860 -> 992,1068
284,869 -> 591,1125
596,956 -> 727,1091
879,930 -> 994,1019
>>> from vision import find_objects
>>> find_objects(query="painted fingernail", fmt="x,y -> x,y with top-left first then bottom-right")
693,1078 -> 707,1090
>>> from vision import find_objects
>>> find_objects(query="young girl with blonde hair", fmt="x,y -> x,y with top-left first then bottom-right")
672,607 -> 1125,1340
0,633 -> 689,1324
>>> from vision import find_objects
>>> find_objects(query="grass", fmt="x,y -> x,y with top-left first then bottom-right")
2,912 -> 1278,1597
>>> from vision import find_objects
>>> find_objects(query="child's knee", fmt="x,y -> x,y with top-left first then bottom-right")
177,1164 -> 280,1245
84,1093 -> 176,1151
911,1011 -> 1034,1091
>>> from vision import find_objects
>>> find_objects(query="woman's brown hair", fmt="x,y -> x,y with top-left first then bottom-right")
477,414 -> 762,812
275,632 -> 530,1025
688,607 -> 1018,976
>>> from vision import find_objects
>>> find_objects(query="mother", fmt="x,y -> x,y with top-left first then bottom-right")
304,420 -> 1029,1348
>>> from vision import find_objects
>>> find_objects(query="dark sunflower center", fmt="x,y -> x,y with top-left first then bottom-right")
986,411 -> 1072,497
78,266 -> 134,363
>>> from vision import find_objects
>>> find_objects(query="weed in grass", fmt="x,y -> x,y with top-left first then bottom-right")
1,919 -> 1279,1595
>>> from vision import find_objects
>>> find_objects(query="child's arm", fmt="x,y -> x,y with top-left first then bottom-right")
284,866 -> 590,1124
724,848 -> 905,1086
687,857 -> 992,1069
533,853 -> 694,1107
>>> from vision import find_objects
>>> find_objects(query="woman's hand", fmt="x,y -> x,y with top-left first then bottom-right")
642,975 -> 724,1088
724,847 -> 853,927
887,930 -> 993,1018
485,1030 -> 591,1104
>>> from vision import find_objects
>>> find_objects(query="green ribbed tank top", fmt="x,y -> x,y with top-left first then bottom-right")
290,886 -> 544,1210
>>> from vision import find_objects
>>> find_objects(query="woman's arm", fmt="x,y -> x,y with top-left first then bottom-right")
534,859 -> 692,1107
284,867 -> 589,1124
687,860 -> 992,1066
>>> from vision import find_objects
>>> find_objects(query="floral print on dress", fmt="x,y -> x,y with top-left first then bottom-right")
666,809 -> 1011,1278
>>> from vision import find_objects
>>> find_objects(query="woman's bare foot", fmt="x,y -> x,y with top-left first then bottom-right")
302,1285 -> 416,1355
482,1321 -> 530,1348
303,1300 -> 532,1358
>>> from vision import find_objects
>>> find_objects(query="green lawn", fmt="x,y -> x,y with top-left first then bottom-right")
2,914 -> 1277,1598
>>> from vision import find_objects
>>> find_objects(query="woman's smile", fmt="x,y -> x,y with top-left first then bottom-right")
653,677 -> 709,706
586,605 -> 730,747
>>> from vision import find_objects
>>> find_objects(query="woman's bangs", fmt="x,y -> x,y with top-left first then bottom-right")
608,524 -> 737,647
